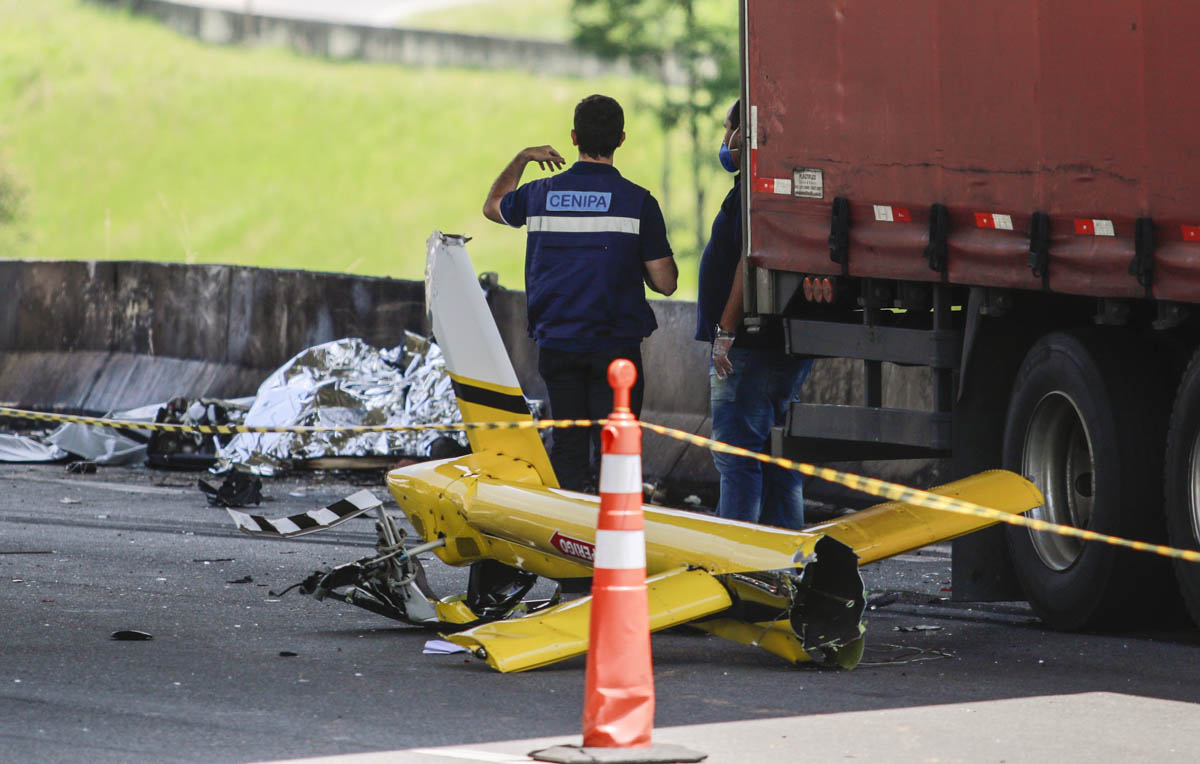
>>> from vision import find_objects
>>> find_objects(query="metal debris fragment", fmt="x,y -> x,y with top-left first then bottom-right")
147,397 -> 251,469
110,630 -> 153,641
859,643 -> 954,666
424,639 -> 470,655
199,472 -> 263,508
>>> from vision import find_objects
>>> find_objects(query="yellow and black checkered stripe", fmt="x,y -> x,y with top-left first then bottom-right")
3,405 -> 1198,564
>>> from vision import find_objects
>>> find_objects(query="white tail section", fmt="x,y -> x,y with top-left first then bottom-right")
424,231 -> 557,486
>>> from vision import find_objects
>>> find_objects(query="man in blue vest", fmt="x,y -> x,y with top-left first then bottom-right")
696,100 -> 813,529
483,94 -> 678,492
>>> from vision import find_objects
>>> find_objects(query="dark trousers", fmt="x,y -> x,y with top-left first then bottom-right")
537,345 -> 645,492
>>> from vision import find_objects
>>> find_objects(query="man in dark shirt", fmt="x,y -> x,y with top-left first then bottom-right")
695,100 -> 813,528
483,94 -> 678,491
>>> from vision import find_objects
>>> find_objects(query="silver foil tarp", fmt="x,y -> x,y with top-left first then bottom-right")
214,335 -> 466,475
0,401 -> 248,465
0,433 -> 68,463
45,402 -> 162,465
0,402 -> 161,465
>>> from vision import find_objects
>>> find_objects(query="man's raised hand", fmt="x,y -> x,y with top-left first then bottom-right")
523,145 -> 566,172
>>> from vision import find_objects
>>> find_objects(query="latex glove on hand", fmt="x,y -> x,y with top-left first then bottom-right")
712,327 -> 735,380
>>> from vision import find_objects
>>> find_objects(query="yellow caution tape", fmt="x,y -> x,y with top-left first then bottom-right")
3,405 -> 1197,564
639,421 -> 1200,565
0,406 -> 593,435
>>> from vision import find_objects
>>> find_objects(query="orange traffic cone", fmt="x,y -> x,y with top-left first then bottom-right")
583,358 -> 654,747
531,360 -> 705,763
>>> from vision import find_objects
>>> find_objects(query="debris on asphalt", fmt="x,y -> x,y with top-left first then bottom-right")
226,489 -> 381,540
59,497 -> 80,505
147,397 -> 251,470
866,592 -> 899,610
110,630 -> 153,641
65,461 -> 98,474
860,643 -> 954,666
893,624 -> 943,632
424,639 -> 470,655
199,472 -> 263,508
226,575 -> 253,584
278,651 -> 298,657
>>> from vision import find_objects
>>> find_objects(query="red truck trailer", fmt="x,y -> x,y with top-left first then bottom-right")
739,0 -> 1200,629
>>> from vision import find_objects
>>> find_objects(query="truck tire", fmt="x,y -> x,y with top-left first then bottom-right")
1002,329 -> 1175,630
1163,348 -> 1200,627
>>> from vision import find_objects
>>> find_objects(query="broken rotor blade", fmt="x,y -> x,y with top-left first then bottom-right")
226,489 -> 381,538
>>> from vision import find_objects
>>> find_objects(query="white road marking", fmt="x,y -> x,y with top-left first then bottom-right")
408,749 -> 531,762
20,475 -> 186,496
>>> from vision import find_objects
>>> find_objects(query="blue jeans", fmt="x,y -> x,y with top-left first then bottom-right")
711,348 -> 813,529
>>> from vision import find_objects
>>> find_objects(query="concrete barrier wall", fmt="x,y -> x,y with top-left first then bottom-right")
0,259 -> 719,483
90,0 -> 633,78
0,260 -> 427,411
0,259 -> 940,488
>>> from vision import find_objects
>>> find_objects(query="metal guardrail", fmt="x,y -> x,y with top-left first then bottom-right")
87,0 -> 635,78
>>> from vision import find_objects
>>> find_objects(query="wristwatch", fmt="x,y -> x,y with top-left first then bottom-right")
714,325 -> 736,340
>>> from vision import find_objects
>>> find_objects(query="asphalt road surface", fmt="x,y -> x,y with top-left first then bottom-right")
2,462 -> 1199,763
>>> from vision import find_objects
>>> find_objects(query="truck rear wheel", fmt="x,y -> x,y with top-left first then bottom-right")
1163,348 -> 1200,626
1002,330 -> 1175,630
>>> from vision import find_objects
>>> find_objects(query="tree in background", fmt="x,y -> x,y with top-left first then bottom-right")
571,0 -> 738,256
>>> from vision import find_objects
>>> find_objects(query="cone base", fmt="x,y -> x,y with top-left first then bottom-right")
529,743 -> 706,763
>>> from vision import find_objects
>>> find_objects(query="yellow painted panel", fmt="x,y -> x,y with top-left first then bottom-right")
694,618 -> 813,665
435,599 -> 479,625
805,469 -> 1044,564
447,567 -> 732,673
470,480 -> 825,577
453,398 -> 558,488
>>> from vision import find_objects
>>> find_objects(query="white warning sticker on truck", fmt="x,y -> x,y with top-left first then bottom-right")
974,212 -> 1014,230
1074,218 -> 1116,236
874,205 -> 913,222
792,168 -> 824,199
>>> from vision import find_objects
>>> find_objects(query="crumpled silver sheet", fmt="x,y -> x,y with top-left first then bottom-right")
1,401 -> 232,465
215,335 -> 466,475
0,432 -> 68,463
45,402 -> 162,466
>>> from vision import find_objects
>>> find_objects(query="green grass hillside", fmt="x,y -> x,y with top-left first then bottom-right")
404,0 -> 573,41
0,0 -> 730,295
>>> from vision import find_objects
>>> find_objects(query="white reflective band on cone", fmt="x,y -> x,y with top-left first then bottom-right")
594,530 -> 647,570
599,453 -> 642,494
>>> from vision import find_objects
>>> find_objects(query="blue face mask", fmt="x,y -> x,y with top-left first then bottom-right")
718,142 -> 738,173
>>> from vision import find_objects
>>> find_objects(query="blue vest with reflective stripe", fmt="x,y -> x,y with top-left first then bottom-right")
524,168 -> 658,345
